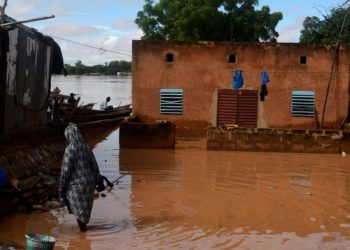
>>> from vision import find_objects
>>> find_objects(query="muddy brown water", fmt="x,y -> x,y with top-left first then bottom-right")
2,129 -> 350,249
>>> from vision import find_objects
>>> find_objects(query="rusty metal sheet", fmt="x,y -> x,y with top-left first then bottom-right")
217,89 -> 258,128
3,27 -> 52,131
16,28 -> 51,110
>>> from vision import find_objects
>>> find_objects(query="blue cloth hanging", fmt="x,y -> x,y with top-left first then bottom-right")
232,69 -> 244,89
260,71 -> 270,101
0,165 -> 8,186
261,71 -> 270,85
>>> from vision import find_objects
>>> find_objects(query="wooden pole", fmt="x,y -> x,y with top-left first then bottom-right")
0,15 -> 55,28
0,0 -> 8,24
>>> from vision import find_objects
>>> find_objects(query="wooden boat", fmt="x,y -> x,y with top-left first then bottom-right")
61,104 -> 132,123
79,103 -> 96,110
48,90 -> 132,124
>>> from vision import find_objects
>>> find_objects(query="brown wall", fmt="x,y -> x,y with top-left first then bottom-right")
132,41 -> 350,137
207,127 -> 350,154
120,121 -> 176,149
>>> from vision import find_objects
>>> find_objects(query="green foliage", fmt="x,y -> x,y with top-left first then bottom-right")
63,60 -> 132,75
300,7 -> 350,44
135,0 -> 282,42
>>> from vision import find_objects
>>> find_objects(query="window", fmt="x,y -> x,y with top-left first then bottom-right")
228,54 -> 236,63
300,56 -> 307,64
165,53 -> 174,63
291,90 -> 315,117
160,89 -> 183,115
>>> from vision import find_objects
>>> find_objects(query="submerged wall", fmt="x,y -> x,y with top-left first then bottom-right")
207,127 -> 350,154
132,41 -> 350,137
120,120 -> 176,149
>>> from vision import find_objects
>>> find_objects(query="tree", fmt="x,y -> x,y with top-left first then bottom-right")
62,60 -> 132,75
300,7 -> 350,44
75,60 -> 86,75
64,64 -> 76,75
135,0 -> 283,42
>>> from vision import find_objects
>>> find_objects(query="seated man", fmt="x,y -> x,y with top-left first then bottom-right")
100,97 -> 113,110
67,93 -> 77,105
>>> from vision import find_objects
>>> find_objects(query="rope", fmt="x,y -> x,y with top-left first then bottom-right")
49,34 -> 132,58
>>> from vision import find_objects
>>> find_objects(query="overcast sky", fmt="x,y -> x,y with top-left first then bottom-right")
3,0 -> 345,65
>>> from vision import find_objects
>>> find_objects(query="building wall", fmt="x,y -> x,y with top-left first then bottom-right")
120,120 -> 176,149
207,127 -> 350,154
132,41 -> 350,137
2,27 -> 52,132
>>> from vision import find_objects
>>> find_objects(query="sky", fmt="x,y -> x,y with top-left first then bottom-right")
3,0 -> 345,66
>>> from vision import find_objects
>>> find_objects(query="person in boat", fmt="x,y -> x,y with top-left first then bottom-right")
67,93 -> 77,105
52,86 -> 61,95
59,124 -> 100,232
100,96 -> 113,110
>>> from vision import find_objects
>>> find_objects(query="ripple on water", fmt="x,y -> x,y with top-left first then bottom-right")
4,138 -> 350,249
51,217 -> 131,241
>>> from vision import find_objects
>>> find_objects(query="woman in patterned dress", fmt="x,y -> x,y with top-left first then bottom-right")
59,124 -> 100,231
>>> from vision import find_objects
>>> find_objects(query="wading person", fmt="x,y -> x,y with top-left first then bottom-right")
59,124 -> 100,231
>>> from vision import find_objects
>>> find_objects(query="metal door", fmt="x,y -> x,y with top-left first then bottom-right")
217,89 -> 258,128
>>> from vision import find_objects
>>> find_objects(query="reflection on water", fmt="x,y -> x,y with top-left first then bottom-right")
2,130 -> 350,249
2,72 -> 350,248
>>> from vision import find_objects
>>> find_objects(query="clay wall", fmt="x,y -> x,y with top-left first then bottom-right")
120,121 -> 176,149
132,41 -> 350,137
207,127 -> 350,153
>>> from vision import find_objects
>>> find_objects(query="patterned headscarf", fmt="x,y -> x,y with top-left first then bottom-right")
64,123 -> 82,144
64,123 -> 97,164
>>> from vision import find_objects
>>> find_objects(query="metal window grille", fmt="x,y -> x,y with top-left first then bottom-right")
160,89 -> 183,115
291,90 -> 315,117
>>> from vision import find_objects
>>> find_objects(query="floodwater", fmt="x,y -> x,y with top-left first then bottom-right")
2,76 -> 350,249
50,75 -> 132,109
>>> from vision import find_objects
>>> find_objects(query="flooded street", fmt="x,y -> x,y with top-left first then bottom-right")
2,131 -> 350,249
2,76 -> 350,249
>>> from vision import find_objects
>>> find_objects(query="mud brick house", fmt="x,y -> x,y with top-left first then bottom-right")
132,41 -> 350,137
0,16 -> 64,134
